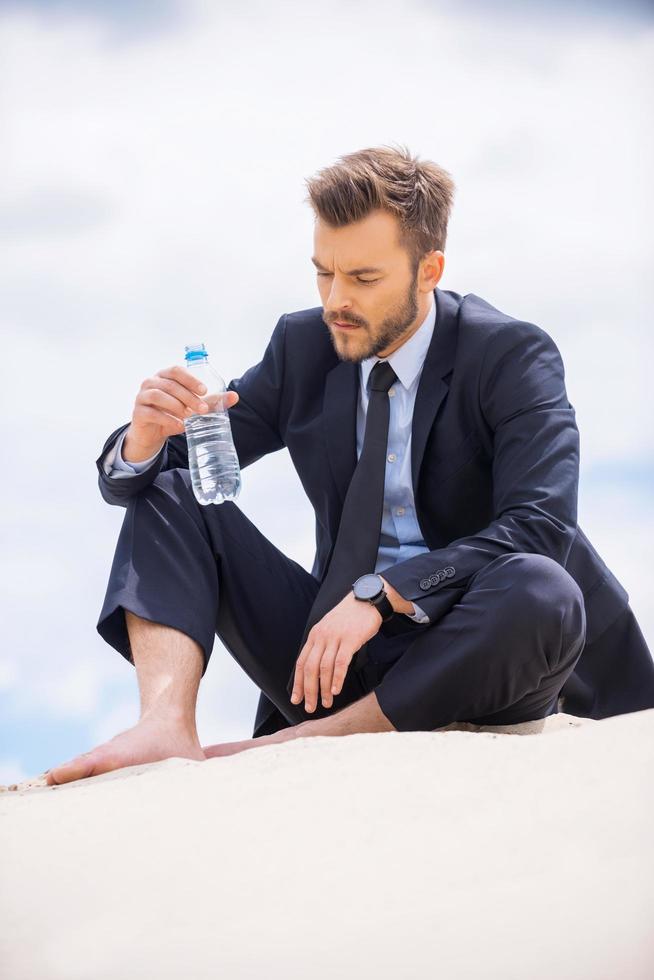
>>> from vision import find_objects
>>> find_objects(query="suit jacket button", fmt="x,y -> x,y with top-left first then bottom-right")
419,578 -> 431,591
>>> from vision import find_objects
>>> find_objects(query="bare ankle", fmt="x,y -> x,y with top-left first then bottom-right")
139,705 -> 200,739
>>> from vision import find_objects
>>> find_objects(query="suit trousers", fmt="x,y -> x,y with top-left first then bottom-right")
97,468 -> 587,736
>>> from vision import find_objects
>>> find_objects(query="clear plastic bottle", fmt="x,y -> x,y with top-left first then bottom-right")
183,343 -> 241,506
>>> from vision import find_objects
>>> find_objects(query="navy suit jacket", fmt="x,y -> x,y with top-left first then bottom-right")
96,287 -> 654,730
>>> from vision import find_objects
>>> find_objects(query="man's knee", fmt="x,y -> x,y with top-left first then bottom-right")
149,468 -> 235,518
138,467 -> 205,514
503,552 -> 586,646
150,467 -> 192,493
125,468 -> 212,535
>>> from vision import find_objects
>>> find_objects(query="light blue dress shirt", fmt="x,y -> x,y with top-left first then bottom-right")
102,295 -> 437,623
355,294 -> 435,622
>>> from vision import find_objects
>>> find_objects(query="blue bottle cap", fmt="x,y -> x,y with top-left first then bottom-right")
184,343 -> 208,362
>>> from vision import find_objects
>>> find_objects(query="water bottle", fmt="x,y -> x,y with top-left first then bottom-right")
183,342 -> 242,506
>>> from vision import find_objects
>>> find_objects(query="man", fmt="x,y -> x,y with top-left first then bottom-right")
46,145 -> 654,786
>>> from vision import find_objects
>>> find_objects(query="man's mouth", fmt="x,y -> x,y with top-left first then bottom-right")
334,321 -> 361,330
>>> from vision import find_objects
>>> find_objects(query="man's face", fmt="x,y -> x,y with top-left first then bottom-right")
312,208 -> 437,363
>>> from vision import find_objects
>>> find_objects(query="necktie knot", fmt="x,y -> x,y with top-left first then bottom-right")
367,360 -> 397,393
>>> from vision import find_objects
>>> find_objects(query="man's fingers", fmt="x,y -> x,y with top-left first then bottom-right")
290,664 -> 303,706
290,643 -> 311,705
302,644 -> 325,713
319,641 -> 341,709
290,626 -> 358,710
331,648 -> 354,698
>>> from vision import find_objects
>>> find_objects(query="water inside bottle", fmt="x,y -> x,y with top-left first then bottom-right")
185,408 -> 241,505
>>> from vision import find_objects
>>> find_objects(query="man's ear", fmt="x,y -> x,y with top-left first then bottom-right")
421,250 -> 445,290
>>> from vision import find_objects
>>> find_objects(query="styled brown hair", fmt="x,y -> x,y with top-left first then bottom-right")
304,143 -> 455,273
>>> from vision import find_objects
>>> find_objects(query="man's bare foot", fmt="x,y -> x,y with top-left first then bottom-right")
45,713 -> 206,786
202,723 -> 307,759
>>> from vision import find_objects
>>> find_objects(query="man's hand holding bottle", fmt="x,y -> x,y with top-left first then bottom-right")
123,365 -> 240,464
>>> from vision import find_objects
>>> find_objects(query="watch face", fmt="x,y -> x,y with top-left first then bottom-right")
353,574 -> 383,600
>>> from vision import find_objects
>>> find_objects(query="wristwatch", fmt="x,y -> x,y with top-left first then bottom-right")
352,573 -> 395,623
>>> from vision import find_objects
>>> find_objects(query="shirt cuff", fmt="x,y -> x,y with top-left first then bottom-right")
405,601 -> 431,624
102,429 -> 166,477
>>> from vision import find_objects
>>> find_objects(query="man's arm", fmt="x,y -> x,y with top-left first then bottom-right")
380,319 -> 580,623
96,314 -> 289,507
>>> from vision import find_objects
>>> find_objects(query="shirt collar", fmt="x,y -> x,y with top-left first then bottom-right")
359,291 -> 436,393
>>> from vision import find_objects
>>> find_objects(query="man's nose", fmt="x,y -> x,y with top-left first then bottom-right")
325,280 -> 353,314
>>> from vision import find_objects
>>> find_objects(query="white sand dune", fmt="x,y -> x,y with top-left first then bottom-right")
1,709 -> 653,979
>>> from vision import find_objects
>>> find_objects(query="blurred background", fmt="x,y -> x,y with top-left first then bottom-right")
1,0 -> 652,783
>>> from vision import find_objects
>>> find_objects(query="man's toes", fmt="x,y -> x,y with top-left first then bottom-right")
46,752 -> 97,786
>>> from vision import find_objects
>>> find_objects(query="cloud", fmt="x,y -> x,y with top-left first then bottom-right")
0,0 -> 187,42
0,186 -> 116,239
419,0 -> 654,30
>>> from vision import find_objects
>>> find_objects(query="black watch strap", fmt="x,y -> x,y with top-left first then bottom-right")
370,590 -> 394,622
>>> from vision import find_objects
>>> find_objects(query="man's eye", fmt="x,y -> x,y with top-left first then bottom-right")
316,272 -> 379,285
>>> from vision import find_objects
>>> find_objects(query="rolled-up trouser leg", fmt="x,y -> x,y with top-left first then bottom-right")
372,552 -> 588,732
96,467 -> 370,727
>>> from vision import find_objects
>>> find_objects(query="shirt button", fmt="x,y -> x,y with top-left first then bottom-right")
396,506 -> 405,515
388,387 -> 396,397
387,453 -> 396,462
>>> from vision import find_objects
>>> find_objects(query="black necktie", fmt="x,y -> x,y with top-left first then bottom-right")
291,359 -> 398,684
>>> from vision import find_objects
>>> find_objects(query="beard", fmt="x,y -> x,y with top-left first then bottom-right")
325,264 -> 420,363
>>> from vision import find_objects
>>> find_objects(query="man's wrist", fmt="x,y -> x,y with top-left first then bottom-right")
123,428 -> 166,464
378,576 -> 414,616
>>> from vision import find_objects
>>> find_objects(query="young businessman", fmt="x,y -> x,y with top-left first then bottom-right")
46,145 -> 654,785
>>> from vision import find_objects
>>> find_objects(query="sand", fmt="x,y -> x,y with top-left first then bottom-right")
1,708 -> 652,979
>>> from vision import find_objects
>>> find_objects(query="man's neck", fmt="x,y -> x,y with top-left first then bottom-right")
377,293 -> 434,358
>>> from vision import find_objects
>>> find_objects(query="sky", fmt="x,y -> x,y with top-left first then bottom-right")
0,0 -> 652,783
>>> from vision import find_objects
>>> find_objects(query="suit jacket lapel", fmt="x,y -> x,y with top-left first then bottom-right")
410,286 -> 459,492
323,286 -> 460,506
323,358 -> 358,508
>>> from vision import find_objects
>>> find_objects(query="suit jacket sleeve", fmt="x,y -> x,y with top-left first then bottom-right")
381,319 -> 580,623
95,314 -> 288,507
102,427 -> 168,476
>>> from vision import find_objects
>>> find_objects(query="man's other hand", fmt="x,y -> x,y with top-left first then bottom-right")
290,592 -> 384,713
